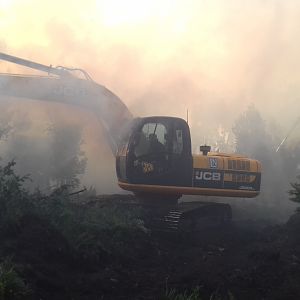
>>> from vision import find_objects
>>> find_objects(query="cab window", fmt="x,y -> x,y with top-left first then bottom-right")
134,122 -> 168,157
173,129 -> 183,155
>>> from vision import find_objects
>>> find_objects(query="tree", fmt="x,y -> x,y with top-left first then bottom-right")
232,105 -> 288,214
232,105 -> 272,161
280,143 -> 300,182
0,109 -> 87,191
48,123 -> 87,188
0,124 -> 10,141
0,112 -> 12,142
232,106 -> 300,220
289,176 -> 300,203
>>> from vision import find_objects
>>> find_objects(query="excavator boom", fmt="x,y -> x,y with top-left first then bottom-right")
0,52 -> 133,155
0,52 -> 70,77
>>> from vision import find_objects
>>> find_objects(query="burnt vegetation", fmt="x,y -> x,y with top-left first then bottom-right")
0,106 -> 299,299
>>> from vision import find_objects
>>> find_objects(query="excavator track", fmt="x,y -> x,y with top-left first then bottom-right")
162,210 -> 183,231
140,201 -> 232,233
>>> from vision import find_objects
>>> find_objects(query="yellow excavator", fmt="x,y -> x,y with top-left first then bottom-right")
117,119 -> 261,200
0,52 -> 261,229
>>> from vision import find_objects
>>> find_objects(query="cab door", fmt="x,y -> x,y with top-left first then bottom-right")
127,117 -> 193,187
171,118 -> 193,187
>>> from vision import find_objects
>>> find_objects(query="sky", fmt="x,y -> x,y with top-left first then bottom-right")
1,0 -> 300,121
0,0 -> 300,191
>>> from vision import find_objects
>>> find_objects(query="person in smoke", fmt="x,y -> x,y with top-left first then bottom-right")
148,133 -> 165,154
134,132 -> 148,157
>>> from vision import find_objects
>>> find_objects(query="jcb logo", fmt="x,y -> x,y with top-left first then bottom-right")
53,85 -> 87,98
142,162 -> 154,173
195,171 -> 221,181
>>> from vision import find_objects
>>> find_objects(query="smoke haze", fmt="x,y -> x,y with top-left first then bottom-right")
0,0 -> 300,200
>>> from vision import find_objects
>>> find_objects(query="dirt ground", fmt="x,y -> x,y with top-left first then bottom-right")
2,195 -> 300,300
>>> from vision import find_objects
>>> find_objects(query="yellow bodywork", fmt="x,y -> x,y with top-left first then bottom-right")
193,152 -> 261,184
118,152 -> 261,198
193,152 -> 261,171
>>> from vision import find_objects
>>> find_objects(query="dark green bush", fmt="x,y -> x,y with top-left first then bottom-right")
163,287 -> 202,300
0,161 -> 33,227
0,160 -> 148,273
0,258 -> 31,299
289,176 -> 300,203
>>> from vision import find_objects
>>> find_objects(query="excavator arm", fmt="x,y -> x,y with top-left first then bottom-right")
0,52 -> 133,155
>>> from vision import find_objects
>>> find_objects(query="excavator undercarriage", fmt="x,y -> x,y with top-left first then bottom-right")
142,200 -> 232,233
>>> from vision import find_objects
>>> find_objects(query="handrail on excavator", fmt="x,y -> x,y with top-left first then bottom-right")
0,52 -> 70,77
0,52 -> 133,156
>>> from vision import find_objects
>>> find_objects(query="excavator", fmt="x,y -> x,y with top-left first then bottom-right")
0,52 -> 262,231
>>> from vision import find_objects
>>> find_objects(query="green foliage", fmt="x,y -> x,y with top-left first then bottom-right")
85,203 -> 146,231
31,185 -> 147,261
0,160 -> 32,225
0,161 -> 28,197
0,160 -> 149,291
2,115 -> 87,191
163,287 -> 202,300
60,202 -> 147,261
29,188 -> 145,261
163,285 -> 236,300
0,159 -> 147,263
289,176 -> 300,203
48,124 -> 87,188
209,290 -> 236,300
31,185 -> 74,228
0,258 -> 31,299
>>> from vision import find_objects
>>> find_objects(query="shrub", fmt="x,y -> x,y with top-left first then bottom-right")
163,287 -> 202,300
289,176 -> 300,203
0,258 -> 31,299
0,161 -> 33,228
0,160 -> 149,266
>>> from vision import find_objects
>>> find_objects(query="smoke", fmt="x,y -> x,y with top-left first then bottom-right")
0,0 -> 300,196
2,0 -> 300,124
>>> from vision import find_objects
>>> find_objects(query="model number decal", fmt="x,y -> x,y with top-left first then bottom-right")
209,158 -> 218,169
195,170 -> 221,181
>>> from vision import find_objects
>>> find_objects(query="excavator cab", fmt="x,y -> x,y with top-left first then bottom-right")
116,116 -> 193,193
117,116 -> 261,200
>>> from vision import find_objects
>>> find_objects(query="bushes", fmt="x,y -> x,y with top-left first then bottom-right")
0,160 -> 147,256
163,287 -> 236,300
164,287 -> 202,300
0,161 -> 33,231
0,258 -> 31,300
0,160 -> 149,296
289,176 -> 300,203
